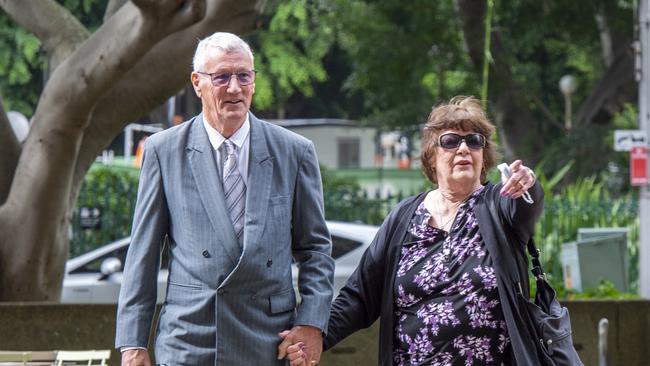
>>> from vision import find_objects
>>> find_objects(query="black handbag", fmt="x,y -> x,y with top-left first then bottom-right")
519,238 -> 583,366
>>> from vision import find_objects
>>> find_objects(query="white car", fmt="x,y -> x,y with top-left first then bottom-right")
61,221 -> 379,303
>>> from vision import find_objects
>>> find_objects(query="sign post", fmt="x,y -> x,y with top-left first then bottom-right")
638,0 -> 650,298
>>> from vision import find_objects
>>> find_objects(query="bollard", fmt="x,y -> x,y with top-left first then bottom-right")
598,318 -> 609,366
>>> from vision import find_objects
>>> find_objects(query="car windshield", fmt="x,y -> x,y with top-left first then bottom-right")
69,248 -> 128,274
69,240 -> 171,274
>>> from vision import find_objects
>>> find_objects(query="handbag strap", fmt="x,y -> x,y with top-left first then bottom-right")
526,238 -> 546,280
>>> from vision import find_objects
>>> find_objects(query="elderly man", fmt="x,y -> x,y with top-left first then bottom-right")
115,32 -> 334,366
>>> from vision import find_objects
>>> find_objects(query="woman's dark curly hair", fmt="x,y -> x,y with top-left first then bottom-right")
420,96 -> 499,184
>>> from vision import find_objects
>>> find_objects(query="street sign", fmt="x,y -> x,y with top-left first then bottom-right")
79,206 -> 102,230
614,129 -> 648,151
631,146 -> 648,186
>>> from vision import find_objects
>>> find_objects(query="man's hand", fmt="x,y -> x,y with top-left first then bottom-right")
278,325 -> 323,365
121,349 -> 152,366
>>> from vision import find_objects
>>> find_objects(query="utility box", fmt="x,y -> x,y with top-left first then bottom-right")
560,228 -> 628,292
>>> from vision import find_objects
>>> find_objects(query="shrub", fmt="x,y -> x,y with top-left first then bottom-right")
70,164 -> 139,258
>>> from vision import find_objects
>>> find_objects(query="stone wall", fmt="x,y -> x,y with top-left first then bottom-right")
0,300 -> 648,365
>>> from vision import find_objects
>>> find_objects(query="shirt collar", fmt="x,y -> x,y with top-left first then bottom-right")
202,114 -> 250,151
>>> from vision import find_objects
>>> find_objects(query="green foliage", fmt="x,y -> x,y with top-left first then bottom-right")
70,165 -> 139,258
250,0 -> 336,111
567,279 -> 639,300
0,0 -> 105,116
321,165 -> 361,192
321,165 -> 392,224
530,276 -> 638,300
540,103 -> 639,194
58,0 -> 105,31
534,176 -> 639,292
330,0 -> 477,127
0,14 -> 43,116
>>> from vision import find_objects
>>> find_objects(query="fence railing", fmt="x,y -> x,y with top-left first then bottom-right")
71,176 -> 639,290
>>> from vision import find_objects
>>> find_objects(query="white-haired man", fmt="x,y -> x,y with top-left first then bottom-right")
115,32 -> 334,366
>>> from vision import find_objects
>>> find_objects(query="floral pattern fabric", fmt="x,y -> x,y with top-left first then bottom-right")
393,188 -> 509,366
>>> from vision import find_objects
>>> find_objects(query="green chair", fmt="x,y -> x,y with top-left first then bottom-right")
0,351 -> 32,365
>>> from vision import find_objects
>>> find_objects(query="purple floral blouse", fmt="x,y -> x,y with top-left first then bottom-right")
393,187 -> 509,365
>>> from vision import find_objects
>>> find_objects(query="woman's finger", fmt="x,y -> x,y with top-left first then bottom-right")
288,351 -> 307,366
501,160 -> 535,197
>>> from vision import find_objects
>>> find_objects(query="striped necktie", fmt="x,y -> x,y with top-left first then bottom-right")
222,140 -> 246,245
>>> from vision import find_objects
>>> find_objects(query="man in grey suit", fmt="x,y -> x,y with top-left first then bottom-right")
115,32 -> 335,366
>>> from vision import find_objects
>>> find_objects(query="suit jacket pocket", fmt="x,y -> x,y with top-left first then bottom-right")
269,195 -> 289,217
269,288 -> 296,314
168,280 -> 202,290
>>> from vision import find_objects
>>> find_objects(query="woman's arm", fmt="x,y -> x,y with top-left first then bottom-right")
323,215 -> 392,349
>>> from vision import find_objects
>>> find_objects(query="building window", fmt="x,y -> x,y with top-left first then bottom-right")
338,137 -> 360,168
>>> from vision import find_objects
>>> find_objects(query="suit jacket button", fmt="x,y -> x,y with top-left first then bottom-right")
202,250 -> 210,258
218,288 -> 225,295
266,259 -> 273,267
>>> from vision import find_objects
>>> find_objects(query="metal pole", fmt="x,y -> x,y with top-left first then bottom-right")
598,318 -> 609,366
564,94 -> 572,130
639,0 -> 650,298
124,124 -> 133,163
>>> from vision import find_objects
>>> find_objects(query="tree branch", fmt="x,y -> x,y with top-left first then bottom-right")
529,93 -> 567,131
72,0 -> 264,193
37,0 -> 207,127
0,0 -> 89,72
0,95 -> 20,205
594,8 -> 614,67
104,0 -> 129,22
576,43 -> 636,125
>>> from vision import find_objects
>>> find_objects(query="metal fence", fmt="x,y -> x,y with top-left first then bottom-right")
70,177 -> 640,290
323,189 -> 410,224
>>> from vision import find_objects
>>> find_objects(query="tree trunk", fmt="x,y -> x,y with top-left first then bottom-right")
0,0 -> 264,301
0,95 -> 20,205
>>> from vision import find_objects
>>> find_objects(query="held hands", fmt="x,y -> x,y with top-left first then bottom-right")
121,349 -> 152,366
499,160 -> 536,199
278,325 -> 323,366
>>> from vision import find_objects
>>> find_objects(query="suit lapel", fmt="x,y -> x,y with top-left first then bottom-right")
187,115 -> 239,266
244,114 -> 273,250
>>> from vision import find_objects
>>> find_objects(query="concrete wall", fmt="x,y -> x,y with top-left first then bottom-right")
1,300 -> 648,365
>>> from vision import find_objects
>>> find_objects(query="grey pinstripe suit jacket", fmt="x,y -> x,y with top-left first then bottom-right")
115,113 -> 335,365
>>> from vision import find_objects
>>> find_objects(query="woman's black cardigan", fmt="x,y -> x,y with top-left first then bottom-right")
324,182 -> 545,365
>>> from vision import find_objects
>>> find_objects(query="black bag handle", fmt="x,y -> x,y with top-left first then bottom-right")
526,238 -> 546,280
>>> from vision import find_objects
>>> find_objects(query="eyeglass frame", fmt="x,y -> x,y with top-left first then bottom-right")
196,69 -> 257,87
436,132 -> 486,150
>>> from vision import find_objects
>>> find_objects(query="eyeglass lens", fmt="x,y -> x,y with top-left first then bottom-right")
439,133 -> 485,150
208,71 -> 255,86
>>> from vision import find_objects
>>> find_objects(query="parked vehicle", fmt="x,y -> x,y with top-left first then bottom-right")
61,221 -> 378,303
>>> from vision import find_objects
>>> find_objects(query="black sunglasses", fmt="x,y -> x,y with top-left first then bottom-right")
437,133 -> 486,150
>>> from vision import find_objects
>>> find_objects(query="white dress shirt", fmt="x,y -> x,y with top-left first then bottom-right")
202,114 -> 251,187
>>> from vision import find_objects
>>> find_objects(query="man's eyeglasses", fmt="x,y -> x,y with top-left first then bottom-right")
197,70 -> 256,87
437,133 -> 486,150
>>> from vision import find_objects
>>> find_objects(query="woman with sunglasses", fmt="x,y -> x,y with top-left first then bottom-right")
281,96 -> 544,366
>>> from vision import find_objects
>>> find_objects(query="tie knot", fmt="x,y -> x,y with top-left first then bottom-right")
223,140 -> 236,156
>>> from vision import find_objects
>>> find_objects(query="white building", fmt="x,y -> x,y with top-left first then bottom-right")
270,119 -> 378,169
